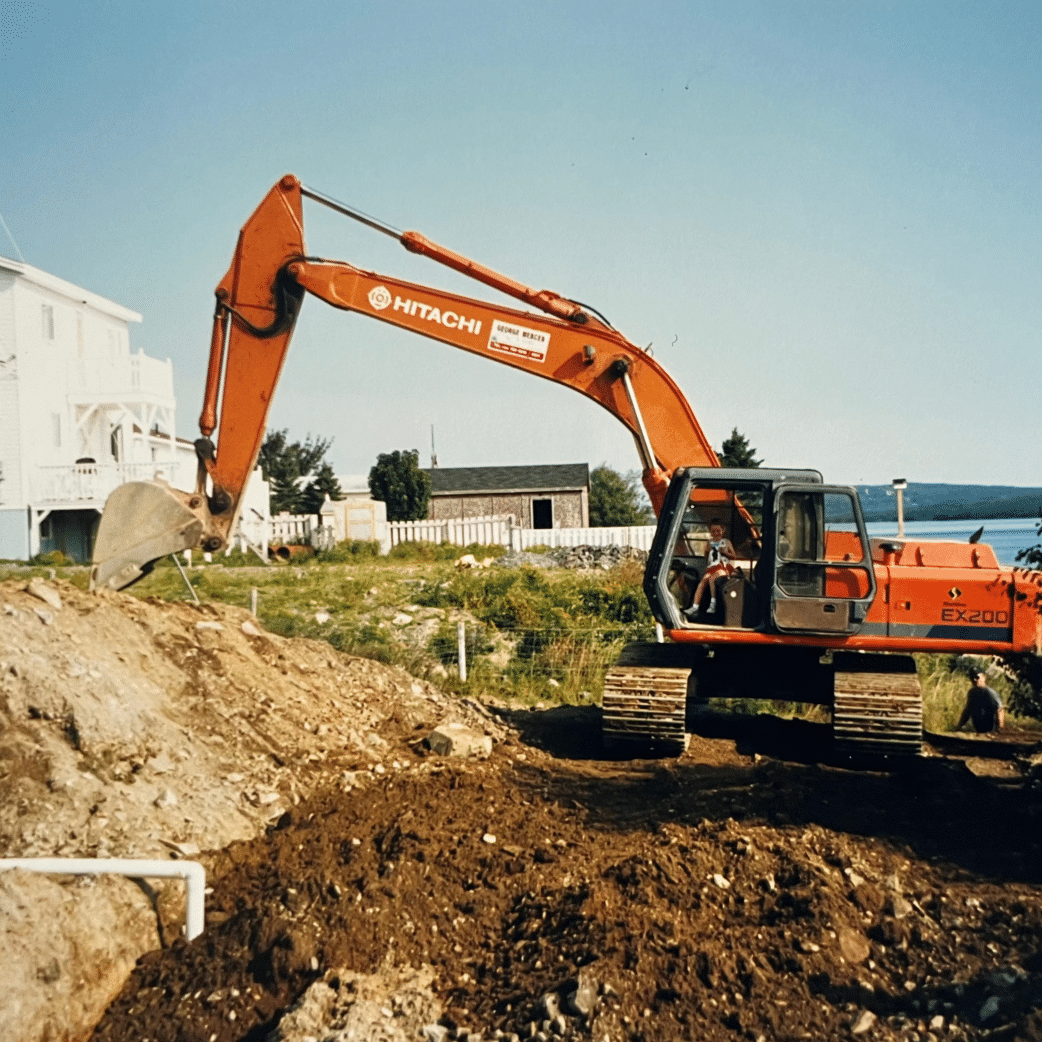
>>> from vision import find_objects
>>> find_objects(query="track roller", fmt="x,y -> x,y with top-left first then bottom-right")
832,653 -> 922,756
602,644 -> 692,755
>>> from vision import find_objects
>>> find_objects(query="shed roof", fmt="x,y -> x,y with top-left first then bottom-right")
424,464 -> 589,495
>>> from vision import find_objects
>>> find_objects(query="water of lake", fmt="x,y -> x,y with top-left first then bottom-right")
864,518 -> 1040,568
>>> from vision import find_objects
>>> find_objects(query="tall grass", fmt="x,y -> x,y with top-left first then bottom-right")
37,544 -> 1035,726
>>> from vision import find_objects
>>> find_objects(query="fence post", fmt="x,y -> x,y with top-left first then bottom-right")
250,588 -> 258,616
457,621 -> 467,682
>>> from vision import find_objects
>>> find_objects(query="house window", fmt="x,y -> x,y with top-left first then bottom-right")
52,414 -> 62,448
532,498 -> 553,530
42,305 -> 54,340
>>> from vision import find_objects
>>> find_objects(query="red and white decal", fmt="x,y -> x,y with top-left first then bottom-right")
487,320 -> 549,363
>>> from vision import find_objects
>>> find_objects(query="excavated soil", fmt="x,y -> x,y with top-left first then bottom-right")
2,577 -> 1042,1042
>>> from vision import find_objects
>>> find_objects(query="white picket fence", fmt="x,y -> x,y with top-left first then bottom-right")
387,514 -> 513,549
386,513 -> 656,553
512,524 -> 657,552
272,509 -> 657,555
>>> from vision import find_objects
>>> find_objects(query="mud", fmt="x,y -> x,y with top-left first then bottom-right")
91,718 -> 1042,1042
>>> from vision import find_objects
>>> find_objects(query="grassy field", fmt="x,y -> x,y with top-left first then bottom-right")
4,544 -> 1036,732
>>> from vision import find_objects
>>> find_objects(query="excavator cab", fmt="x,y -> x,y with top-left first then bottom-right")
645,467 -> 875,637
771,484 -> 876,634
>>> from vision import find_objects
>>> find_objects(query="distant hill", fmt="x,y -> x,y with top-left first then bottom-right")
851,483 -> 1042,523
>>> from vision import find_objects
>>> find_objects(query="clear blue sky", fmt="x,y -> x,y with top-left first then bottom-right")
3,0 -> 1039,486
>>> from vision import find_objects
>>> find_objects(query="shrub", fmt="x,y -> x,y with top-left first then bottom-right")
316,540 -> 381,563
32,550 -> 69,566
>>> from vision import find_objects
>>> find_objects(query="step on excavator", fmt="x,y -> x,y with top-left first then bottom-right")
90,175 -> 1042,757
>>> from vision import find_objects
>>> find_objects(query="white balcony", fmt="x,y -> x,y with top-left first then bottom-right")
33,462 -> 187,506
69,352 -> 174,404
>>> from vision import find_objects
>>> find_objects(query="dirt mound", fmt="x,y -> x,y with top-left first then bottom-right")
0,578 -> 500,1042
4,576 -> 1042,1042
90,733 -> 1042,1042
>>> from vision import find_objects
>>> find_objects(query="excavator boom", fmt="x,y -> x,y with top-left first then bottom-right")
91,174 -> 718,589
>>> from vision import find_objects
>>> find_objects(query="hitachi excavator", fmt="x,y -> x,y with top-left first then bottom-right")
90,175 -> 1042,756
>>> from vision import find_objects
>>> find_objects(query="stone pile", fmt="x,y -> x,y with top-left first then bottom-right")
551,544 -> 648,570
496,545 -> 647,571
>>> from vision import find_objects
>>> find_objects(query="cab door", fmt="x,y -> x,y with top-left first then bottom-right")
771,484 -> 876,635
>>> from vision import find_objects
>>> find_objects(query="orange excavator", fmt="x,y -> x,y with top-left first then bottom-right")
90,175 -> 1042,756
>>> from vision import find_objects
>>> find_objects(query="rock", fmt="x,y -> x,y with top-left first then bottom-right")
195,620 -> 223,631
426,723 -> 493,759
314,611 -> 331,624
929,1015 -> 945,1031
392,613 -> 413,626
36,959 -> 61,984
160,840 -> 200,857
851,1009 -> 876,1034
539,992 -> 561,1020
241,620 -> 261,636
712,874 -> 730,889
456,554 -> 493,569
837,925 -> 871,965
888,894 -> 913,919
563,969 -> 598,1017
27,579 -> 62,611
979,996 -> 1000,1022
153,789 -> 178,809
482,833 -> 496,844
33,608 -> 55,626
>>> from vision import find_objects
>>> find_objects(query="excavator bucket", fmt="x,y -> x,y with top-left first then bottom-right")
90,480 -> 206,592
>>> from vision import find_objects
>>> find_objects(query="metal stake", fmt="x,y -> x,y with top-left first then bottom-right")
171,554 -> 200,605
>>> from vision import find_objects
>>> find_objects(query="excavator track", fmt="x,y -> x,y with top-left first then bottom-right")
602,643 -> 692,755
831,653 -> 923,756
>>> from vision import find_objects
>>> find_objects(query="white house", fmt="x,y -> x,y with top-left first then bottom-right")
0,256 -> 268,563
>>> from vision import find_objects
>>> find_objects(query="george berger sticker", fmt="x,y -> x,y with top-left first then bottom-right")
488,320 -> 550,363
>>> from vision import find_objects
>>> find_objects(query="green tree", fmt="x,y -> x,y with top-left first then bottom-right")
589,465 -> 653,527
1016,513 -> 1042,570
369,449 -> 431,521
300,462 -> 344,516
1001,512 -> 1042,719
719,427 -> 762,468
258,429 -> 336,515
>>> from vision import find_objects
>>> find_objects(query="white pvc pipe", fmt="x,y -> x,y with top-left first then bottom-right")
0,858 -> 206,940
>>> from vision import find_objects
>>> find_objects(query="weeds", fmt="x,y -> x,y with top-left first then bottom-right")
107,542 -> 1039,728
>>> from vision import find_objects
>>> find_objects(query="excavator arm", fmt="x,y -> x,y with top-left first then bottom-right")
91,174 -> 719,590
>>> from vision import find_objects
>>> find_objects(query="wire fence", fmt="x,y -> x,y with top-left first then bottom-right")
426,620 -> 656,701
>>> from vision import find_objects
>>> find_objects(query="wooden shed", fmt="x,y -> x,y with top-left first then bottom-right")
424,464 -> 589,529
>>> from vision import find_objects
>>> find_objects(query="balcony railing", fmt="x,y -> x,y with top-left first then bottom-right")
33,462 -> 185,505
69,352 -> 175,402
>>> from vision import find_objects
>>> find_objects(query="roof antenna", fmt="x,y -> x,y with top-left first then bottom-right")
430,424 -> 438,468
0,213 -> 25,263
